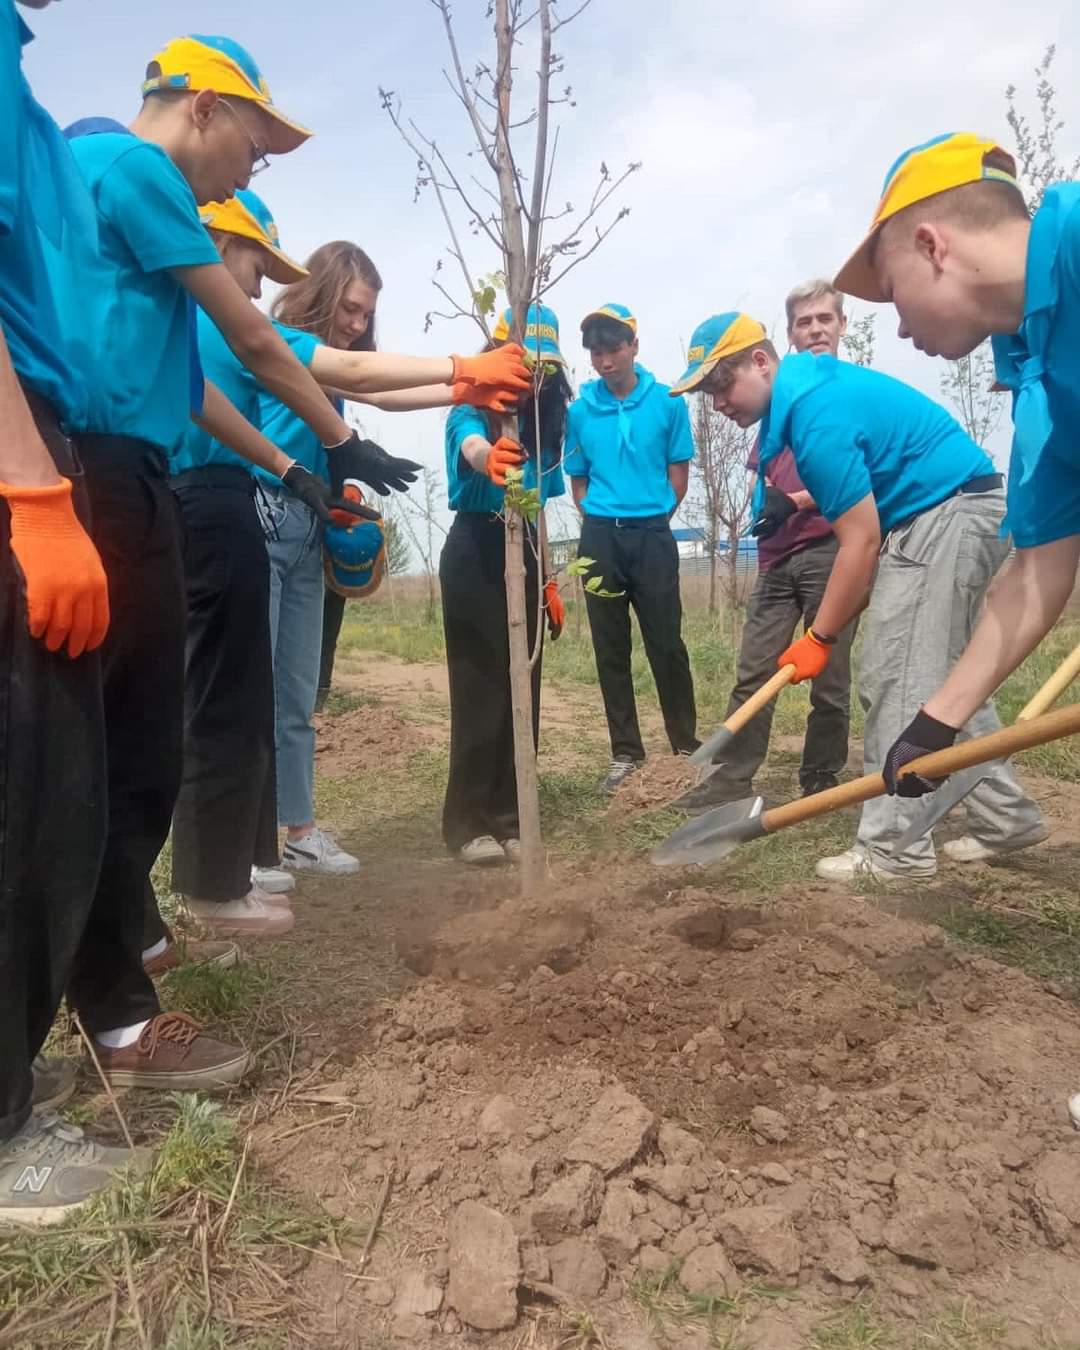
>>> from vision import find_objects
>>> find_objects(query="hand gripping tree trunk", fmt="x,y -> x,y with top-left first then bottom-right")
382,0 -> 639,897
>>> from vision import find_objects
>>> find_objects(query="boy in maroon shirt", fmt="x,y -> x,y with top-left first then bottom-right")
675,280 -> 858,811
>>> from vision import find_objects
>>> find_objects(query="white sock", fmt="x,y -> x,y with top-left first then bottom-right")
96,1020 -> 150,1050
141,937 -> 168,962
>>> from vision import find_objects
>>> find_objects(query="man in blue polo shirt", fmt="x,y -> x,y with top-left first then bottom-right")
0,0 -> 142,1226
565,304 -> 698,792
672,312 -> 1045,879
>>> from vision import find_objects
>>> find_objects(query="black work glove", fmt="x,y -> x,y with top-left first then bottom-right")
324,431 -> 422,497
883,709 -> 959,797
750,485 -> 799,540
282,464 -> 381,526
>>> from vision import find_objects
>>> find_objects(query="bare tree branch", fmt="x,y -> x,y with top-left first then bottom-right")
542,206 -> 632,291
551,0 -> 595,31
432,0 -> 500,171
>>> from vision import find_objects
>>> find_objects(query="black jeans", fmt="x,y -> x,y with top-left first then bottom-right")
318,587 -> 347,704
439,513 -> 541,852
0,393 -> 107,1141
66,436 -> 178,1033
579,515 -> 697,761
711,536 -> 857,789
168,469 -> 279,903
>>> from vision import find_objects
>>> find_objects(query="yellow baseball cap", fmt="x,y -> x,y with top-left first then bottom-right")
670,312 -> 767,396
834,132 -> 1019,301
142,35 -> 312,156
580,302 -> 638,336
199,189 -> 308,284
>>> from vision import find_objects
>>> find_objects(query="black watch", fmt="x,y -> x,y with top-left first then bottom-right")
809,627 -> 838,646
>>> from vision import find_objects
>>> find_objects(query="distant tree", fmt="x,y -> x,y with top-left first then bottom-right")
383,514 -> 412,576
840,310 -> 876,368
940,344 -> 1004,447
1006,44 -> 1080,212
687,395 -> 754,620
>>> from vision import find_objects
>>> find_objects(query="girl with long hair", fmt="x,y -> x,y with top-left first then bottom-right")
440,305 -> 569,864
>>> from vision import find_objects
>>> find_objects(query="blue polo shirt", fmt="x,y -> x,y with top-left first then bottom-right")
253,326 -> 334,485
757,354 -> 992,534
564,365 -> 693,517
992,183 -> 1080,549
48,132 -> 220,451
445,405 -> 565,514
0,5 -> 92,427
171,313 -> 320,475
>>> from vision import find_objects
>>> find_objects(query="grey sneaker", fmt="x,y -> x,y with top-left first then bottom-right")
30,1055 -> 78,1114
0,1114 -> 148,1227
601,757 -> 640,794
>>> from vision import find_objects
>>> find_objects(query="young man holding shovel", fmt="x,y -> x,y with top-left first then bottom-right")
833,133 -> 1080,825
565,303 -> 699,792
674,280 -> 858,814
670,311 -> 1046,881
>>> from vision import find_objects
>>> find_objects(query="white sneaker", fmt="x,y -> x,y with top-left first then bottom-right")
501,838 -> 521,864
185,887 -> 295,937
815,847 -> 936,883
249,881 -> 291,910
943,824 -> 1050,864
252,865 -> 296,895
282,828 -> 359,875
459,835 -> 506,866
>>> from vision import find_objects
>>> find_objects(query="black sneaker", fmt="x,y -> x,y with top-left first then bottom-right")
670,768 -> 753,815
601,756 -> 640,794
801,772 -> 839,798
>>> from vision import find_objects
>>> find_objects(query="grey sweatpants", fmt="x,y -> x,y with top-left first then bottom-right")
856,489 -> 1044,872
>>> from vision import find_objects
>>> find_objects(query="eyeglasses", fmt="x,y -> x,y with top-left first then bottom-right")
218,98 -> 270,177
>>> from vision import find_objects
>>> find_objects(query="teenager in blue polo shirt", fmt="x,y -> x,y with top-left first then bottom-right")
565,304 -> 698,792
0,0 -> 140,1226
672,311 -> 1045,880
45,34 -> 458,1095
834,133 -> 1080,822
441,305 -> 568,864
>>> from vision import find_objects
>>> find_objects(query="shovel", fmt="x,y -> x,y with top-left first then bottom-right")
686,664 -> 797,770
889,638 -> 1080,852
652,702 -> 1080,867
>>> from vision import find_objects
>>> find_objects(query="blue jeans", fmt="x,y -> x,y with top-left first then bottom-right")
257,484 -> 324,828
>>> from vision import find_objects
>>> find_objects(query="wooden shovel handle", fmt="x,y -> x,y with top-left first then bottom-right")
762,702 -> 1080,835
1018,640 -> 1080,721
724,665 -> 797,738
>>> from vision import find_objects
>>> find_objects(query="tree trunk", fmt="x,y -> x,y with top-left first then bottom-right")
504,509 -> 544,897
707,514 -> 718,616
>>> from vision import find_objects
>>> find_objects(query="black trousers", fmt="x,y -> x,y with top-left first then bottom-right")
0,393 -> 107,1140
66,437 -> 178,1033
439,513 -> 541,853
318,586 -> 347,702
168,469 -> 279,903
579,515 -> 697,761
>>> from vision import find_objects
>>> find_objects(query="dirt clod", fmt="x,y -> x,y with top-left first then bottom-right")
715,1206 -> 802,1280
531,1165 -> 605,1243
679,1243 -> 741,1298
447,1200 -> 521,1331
883,1172 -> 981,1273
547,1236 -> 608,1298
564,1084 -> 657,1176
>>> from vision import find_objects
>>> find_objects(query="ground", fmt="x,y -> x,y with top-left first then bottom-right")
4,597 -> 1080,1349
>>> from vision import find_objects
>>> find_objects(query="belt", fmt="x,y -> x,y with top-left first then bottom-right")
18,385 -> 63,439
170,465 -> 255,495
78,433 -> 168,477
585,513 -> 670,530
955,472 -> 1003,496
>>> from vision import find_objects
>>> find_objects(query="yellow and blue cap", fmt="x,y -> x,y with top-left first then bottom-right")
141,35 -> 313,156
669,312 -> 767,396
834,132 -> 1019,301
492,303 -> 565,366
199,189 -> 308,285
580,302 -> 638,337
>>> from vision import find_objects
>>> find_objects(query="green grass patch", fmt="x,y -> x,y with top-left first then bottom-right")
0,1095 -> 354,1348
159,956 -> 280,1029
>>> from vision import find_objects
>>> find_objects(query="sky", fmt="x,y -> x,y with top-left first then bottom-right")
21,0 -> 1080,552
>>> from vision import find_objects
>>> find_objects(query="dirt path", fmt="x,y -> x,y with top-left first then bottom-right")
245,652 -> 1080,1349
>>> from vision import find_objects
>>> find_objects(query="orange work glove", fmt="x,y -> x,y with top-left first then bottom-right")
483,437 -> 525,487
544,578 -> 565,641
451,381 -> 517,415
0,477 -> 110,658
451,342 -> 531,393
778,628 -> 832,684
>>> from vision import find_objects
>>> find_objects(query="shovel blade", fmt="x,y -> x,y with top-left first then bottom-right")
889,766 -> 995,854
652,795 -> 766,867
688,726 -> 733,768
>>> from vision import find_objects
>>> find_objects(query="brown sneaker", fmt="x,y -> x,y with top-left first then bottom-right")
92,1013 -> 251,1091
144,938 -> 240,978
